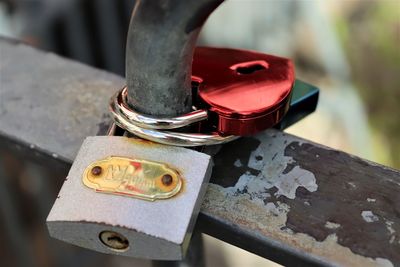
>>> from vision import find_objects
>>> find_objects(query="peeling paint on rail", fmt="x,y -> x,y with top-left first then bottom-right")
205,129 -> 399,267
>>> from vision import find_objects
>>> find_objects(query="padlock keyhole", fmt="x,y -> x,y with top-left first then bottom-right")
230,60 -> 269,75
236,64 -> 265,74
99,231 -> 129,251
108,235 -> 124,243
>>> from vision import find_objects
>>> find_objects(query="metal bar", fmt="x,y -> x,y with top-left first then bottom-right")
1,39 -> 399,267
94,0 -> 124,74
125,0 -> 223,116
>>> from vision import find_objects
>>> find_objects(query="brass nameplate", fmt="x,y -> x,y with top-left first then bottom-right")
82,156 -> 182,201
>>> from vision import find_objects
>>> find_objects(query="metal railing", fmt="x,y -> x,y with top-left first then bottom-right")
1,37 -> 399,267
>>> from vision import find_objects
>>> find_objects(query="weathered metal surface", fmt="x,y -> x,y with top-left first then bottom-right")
1,39 -> 399,267
201,133 -> 400,267
0,37 -> 124,160
126,0 -> 223,116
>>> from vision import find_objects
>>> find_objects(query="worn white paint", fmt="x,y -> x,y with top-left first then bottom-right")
325,221 -> 341,229
202,129 -> 395,267
224,130 -> 318,201
265,201 -> 289,217
375,258 -> 394,267
348,182 -> 357,188
274,166 -> 318,199
361,211 -> 379,223
234,159 -> 243,167
384,220 -> 396,244
385,220 -> 395,235
204,184 -> 395,267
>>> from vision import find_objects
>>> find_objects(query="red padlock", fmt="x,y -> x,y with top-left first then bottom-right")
192,47 -> 295,136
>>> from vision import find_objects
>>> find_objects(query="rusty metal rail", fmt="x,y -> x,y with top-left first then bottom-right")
0,38 -> 399,267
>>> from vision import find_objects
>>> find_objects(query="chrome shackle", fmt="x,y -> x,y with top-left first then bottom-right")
109,86 -> 237,147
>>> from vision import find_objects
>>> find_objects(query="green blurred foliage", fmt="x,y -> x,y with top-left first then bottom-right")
336,0 -> 400,168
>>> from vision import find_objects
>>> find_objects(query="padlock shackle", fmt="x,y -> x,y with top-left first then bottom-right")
125,0 -> 223,117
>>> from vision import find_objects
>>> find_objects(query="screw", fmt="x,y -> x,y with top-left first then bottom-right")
161,174 -> 173,186
99,231 -> 129,251
91,166 -> 102,176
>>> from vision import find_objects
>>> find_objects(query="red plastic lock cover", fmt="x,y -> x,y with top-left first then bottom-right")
192,47 -> 295,136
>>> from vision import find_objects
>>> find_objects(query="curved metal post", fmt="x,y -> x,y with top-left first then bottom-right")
125,0 -> 223,117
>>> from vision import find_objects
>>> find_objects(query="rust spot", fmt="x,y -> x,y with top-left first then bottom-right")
125,137 -> 159,147
169,169 -> 186,198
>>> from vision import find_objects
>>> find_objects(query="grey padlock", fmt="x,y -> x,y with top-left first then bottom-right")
46,135 -> 212,260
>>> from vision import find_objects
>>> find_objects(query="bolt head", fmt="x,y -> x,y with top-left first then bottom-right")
161,174 -> 173,186
91,166 -> 102,176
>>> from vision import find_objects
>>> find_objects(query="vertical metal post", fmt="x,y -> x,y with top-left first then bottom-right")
125,1 -> 222,266
125,0 -> 223,117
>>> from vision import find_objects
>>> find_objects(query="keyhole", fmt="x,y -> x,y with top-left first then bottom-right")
236,64 -> 265,74
99,231 -> 129,251
230,60 -> 269,75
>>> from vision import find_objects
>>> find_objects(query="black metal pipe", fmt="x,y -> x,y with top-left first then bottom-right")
125,0 -> 223,117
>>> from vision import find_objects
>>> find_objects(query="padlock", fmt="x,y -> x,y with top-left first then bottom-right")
109,47 -> 295,146
193,47 -> 295,136
47,45 -> 317,261
47,124 -> 213,260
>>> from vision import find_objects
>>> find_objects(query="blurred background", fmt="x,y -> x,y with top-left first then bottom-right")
0,0 -> 399,266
